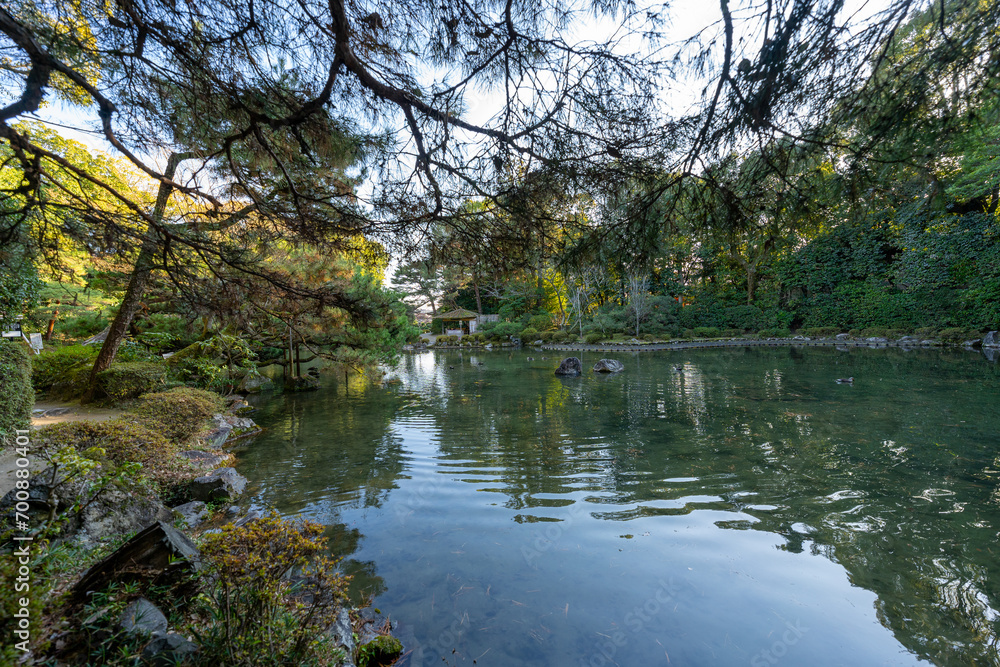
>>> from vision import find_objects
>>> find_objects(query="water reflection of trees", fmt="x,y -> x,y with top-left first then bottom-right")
410,348 -> 1000,665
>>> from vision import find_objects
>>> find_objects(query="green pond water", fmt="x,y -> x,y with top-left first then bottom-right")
239,347 -> 1000,666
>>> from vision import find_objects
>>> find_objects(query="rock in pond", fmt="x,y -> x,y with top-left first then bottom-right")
325,607 -> 356,666
239,370 -> 274,393
554,357 -> 583,376
984,331 -> 999,348
593,359 -> 625,373
189,467 -> 248,503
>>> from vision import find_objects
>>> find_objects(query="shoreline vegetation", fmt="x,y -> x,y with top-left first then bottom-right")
0,373 -> 403,667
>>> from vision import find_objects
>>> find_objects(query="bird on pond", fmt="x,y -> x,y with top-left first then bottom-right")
836,377 -> 854,384
674,365 -> 684,373
449,365 -> 455,369
526,356 -> 534,361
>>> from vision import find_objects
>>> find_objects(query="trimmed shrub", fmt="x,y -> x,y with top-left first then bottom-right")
34,417 -> 184,486
520,327 -> 538,340
692,326 -> 720,338
938,327 -> 981,342
526,314 -> 553,331
31,344 -> 99,394
491,322 -> 521,339
0,341 -> 33,441
720,328 -> 741,338
551,330 -> 569,343
584,332 -> 605,344
130,387 -> 224,442
96,362 -> 168,401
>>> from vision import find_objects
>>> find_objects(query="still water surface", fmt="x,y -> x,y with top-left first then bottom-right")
240,347 -> 1000,666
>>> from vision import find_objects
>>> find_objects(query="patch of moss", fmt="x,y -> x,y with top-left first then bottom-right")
96,362 -> 168,401
34,418 -> 184,486
130,387 -> 223,442
358,634 -> 403,667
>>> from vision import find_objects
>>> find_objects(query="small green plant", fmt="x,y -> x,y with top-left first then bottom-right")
584,332 -> 605,344
520,327 -> 538,340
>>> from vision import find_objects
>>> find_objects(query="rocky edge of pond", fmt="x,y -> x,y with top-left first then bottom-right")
1,394 -> 403,667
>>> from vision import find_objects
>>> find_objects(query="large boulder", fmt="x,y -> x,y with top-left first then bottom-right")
0,468 -> 171,546
593,359 -> 625,373
325,607 -> 356,667
238,370 -> 274,394
118,598 -> 168,637
984,331 -> 999,347
554,357 -> 583,376
171,501 -> 208,529
189,467 -> 248,503
178,450 -> 230,469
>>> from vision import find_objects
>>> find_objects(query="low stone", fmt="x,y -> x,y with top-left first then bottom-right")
285,375 -> 320,392
118,598 -> 168,637
239,370 -> 273,394
72,522 -> 200,601
171,501 -> 208,529
866,337 -> 889,343
326,607 -> 356,666
963,339 -> 983,348
233,509 -> 263,528
984,331 -> 999,347
189,468 -> 248,503
593,359 -> 625,373
554,357 -> 583,376
141,632 -> 198,666
200,423 -> 232,450
898,336 -> 920,344
921,339 -> 940,346
835,333 -> 851,341
178,450 -> 229,469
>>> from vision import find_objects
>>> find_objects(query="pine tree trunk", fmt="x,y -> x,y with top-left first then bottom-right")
81,155 -> 184,403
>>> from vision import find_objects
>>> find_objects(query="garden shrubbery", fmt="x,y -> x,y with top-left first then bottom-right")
0,341 -> 33,441
96,362 -> 168,400
32,344 -> 98,395
129,387 -> 223,442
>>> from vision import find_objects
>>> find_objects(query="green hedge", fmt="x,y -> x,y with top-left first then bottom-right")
0,341 -> 33,441
96,362 -> 168,401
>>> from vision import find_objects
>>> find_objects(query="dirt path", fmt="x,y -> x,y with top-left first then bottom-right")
1,401 -> 123,498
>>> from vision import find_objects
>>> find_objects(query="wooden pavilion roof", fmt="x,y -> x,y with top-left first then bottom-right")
436,308 -> 479,320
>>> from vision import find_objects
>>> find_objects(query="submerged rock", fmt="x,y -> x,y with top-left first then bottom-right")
554,357 -> 582,376
189,467 -> 248,503
593,359 -> 625,373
